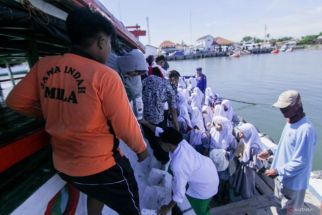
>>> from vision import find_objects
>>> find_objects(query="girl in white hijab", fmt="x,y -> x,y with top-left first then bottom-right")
191,106 -> 205,132
189,106 -> 209,154
188,77 -> 197,91
193,87 -> 204,103
221,99 -> 240,126
213,104 -> 227,118
232,123 -> 263,199
178,88 -> 191,105
209,116 -> 236,152
204,87 -> 218,106
209,116 -> 237,203
190,92 -> 203,111
177,92 -> 192,133
202,105 -> 214,131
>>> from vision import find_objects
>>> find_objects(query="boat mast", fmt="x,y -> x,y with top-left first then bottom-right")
146,17 -> 151,45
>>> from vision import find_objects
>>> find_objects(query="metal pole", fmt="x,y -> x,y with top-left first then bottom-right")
27,38 -> 39,68
6,62 -> 15,86
146,17 -> 151,45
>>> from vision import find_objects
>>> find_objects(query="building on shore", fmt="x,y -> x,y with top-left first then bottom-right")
212,37 -> 234,52
159,40 -> 177,55
145,45 -> 158,57
195,35 -> 234,52
195,35 -> 215,51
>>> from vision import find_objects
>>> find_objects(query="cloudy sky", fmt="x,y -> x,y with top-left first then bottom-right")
102,0 -> 322,46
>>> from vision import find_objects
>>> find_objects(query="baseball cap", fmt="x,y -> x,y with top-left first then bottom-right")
272,90 -> 300,108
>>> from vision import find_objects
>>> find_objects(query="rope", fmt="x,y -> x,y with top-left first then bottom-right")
222,97 -> 271,106
235,104 -> 256,111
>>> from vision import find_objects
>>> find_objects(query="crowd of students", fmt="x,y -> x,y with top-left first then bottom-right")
116,47 -> 269,214
6,8 -> 316,215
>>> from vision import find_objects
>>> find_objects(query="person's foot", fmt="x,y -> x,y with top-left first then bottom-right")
171,205 -> 183,215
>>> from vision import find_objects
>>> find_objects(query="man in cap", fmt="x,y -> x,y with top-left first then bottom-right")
196,67 -> 207,93
117,49 -> 147,120
258,90 -> 316,214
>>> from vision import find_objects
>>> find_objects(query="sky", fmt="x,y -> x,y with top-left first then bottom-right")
102,0 -> 322,47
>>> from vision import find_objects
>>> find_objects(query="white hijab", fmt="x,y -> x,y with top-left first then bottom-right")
188,77 -> 197,90
210,116 -> 234,150
202,105 -> 213,130
178,77 -> 186,89
205,87 -> 214,98
205,87 -> 214,105
191,87 -> 204,109
178,88 -> 190,104
193,87 -> 204,100
205,87 -> 219,106
238,123 -> 262,163
177,92 -> 192,129
222,99 -> 235,121
213,104 -> 227,118
191,93 -> 202,110
191,106 -> 205,132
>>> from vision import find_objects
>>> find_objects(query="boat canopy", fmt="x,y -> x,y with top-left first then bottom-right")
0,0 -> 144,67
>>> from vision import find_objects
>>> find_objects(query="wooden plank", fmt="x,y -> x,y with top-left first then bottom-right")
255,174 -> 274,195
212,194 -> 279,215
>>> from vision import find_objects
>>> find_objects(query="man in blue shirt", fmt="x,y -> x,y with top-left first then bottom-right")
196,67 -> 207,93
258,90 -> 317,214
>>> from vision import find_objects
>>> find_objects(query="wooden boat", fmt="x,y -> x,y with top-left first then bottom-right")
1,1 -> 320,214
271,49 -> 279,54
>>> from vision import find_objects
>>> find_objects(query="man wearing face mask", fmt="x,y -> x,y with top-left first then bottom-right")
117,49 -> 147,120
258,90 -> 316,215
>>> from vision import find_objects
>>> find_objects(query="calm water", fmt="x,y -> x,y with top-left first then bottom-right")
170,49 -> 322,170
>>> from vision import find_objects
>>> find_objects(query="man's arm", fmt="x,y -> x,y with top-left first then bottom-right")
6,62 -> 42,118
158,167 -> 188,215
170,107 -> 179,131
100,71 -> 147,160
165,81 -> 179,130
158,200 -> 177,215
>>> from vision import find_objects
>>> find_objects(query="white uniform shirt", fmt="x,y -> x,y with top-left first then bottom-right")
170,140 -> 219,203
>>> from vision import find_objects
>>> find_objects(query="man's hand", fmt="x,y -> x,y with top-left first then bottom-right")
258,150 -> 270,161
265,168 -> 278,177
158,204 -> 171,215
138,118 -> 147,125
175,122 -> 180,131
137,148 -> 148,162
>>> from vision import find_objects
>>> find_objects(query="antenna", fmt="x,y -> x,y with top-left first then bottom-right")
189,10 -> 192,45
118,0 -> 122,21
146,17 -> 151,45
264,24 -> 268,42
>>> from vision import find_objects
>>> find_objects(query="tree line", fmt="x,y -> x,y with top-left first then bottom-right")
241,32 -> 322,45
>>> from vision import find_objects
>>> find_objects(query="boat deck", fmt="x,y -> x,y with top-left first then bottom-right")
212,183 -> 321,215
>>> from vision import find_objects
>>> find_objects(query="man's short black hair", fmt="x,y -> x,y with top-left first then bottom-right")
66,7 -> 115,46
146,55 -> 154,66
160,127 -> 183,146
156,55 -> 166,62
152,67 -> 163,77
169,70 -> 181,79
